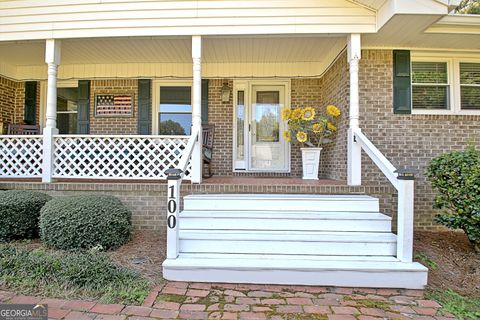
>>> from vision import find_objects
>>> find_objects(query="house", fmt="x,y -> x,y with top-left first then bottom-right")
1,0 -> 479,289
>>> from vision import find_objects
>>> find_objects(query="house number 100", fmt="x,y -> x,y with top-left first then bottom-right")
167,185 -> 177,229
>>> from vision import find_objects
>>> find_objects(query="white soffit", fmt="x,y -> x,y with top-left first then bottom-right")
0,36 -> 347,66
363,14 -> 480,50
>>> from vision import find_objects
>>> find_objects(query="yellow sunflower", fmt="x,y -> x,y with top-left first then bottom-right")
291,108 -> 303,120
302,107 -> 316,121
296,131 -> 308,143
281,108 -> 292,121
283,131 -> 291,142
326,105 -> 341,117
312,123 -> 323,133
327,122 -> 337,132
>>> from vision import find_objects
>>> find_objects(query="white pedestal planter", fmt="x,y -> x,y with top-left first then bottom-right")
301,147 -> 322,180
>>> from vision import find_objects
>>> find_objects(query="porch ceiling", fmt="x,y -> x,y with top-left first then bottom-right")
0,36 -> 347,67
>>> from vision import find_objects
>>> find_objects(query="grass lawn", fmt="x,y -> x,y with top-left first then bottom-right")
0,243 -> 151,305
426,289 -> 480,320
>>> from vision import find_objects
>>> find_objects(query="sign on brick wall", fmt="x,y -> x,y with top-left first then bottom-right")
95,94 -> 133,117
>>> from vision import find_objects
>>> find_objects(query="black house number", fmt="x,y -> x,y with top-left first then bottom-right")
167,185 -> 177,229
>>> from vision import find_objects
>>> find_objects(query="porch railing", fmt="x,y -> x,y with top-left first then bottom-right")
353,128 -> 414,263
0,134 -> 192,181
52,135 -> 192,180
0,135 -> 43,178
165,128 -> 199,259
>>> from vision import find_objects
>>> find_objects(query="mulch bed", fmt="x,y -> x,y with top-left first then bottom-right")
107,229 -> 479,298
108,231 -> 166,285
414,230 -> 480,298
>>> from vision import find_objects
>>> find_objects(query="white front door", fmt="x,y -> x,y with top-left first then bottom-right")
233,81 -> 290,172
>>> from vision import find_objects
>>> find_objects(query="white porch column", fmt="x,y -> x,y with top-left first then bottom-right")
347,34 -> 362,186
191,35 -> 202,183
42,39 -> 61,183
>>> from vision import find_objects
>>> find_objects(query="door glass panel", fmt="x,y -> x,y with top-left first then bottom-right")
159,86 -> 191,135
251,88 -> 285,171
236,91 -> 245,161
255,91 -> 279,142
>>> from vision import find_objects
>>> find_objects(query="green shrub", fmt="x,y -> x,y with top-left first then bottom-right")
40,195 -> 132,250
0,191 -> 51,242
426,146 -> 480,252
0,245 -> 150,304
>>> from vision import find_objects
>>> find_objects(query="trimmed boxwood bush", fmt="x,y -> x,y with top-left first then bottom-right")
0,190 -> 52,242
426,146 -> 480,253
40,195 -> 132,250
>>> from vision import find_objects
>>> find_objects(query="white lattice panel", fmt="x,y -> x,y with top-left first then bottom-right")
0,136 -> 43,178
53,135 -> 192,180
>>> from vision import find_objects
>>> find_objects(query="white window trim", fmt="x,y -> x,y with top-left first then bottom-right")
151,80 -> 192,135
411,55 -> 480,115
39,80 -> 79,129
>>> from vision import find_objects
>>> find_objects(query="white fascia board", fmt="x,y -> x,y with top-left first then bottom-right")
377,0 -> 449,31
425,14 -> 480,34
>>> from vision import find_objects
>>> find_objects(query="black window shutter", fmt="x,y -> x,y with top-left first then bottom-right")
77,80 -> 90,134
201,79 -> 209,125
24,81 -> 37,125
393,50 -> 411,114
137,79 -> 151,135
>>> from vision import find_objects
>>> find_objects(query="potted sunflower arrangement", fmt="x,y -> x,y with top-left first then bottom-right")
281,105 -> 341,180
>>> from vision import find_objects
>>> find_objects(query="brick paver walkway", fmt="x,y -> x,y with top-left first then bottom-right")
0,282 -> 455,319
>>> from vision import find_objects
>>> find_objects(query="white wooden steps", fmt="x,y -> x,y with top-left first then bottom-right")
163,194 -> 428,289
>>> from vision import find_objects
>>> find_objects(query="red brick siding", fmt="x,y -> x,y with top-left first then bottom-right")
319,52 -> 349,181
359,50 -> 480,230
89,79 -> 138,135
0,76 -> 17,131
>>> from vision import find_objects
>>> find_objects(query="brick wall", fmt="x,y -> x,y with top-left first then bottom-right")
359,49 -> 480,229
208,79 -> 234,176
290,79 -> 322,177
0,76 -> 17,131
89,80 -> 139,135
318,52 -> 349,180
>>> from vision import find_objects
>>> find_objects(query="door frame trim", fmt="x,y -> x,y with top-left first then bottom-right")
232,79 -> 291,173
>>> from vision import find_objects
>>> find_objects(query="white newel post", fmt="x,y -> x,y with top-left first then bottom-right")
42,39 -> 61,183
397,179 -> 414,262
191,35 -> 202,183
347,34 -> 362,186
166,176 -> 181,259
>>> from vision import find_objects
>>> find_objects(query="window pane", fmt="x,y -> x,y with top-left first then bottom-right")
412,62 -> 448,84
57,88 -> 78,112
461,87 -> 480,110
460,63 -> 480,85
412,86 -> 449,109
57,113 -> 77,134
160,86 -> 191,112
236,91 -> 245,161
159,113 -> 191,135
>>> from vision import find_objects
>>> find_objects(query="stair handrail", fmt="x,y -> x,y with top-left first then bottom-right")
353,128 -> 415,263
165,129 -> 199,259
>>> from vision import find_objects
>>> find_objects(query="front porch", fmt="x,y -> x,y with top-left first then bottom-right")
0,34 -> 423,288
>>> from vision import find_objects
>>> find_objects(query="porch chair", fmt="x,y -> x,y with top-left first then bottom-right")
202,124 -> 215,178
7,124 -> 40,135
